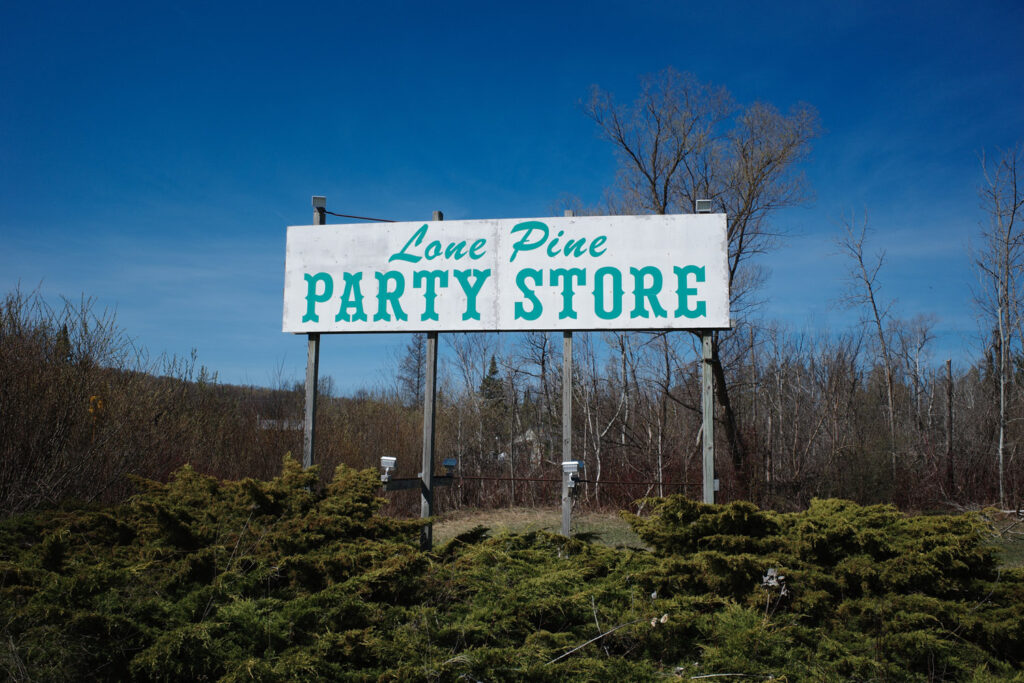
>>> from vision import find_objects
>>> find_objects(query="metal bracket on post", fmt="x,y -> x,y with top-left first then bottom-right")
381,456 -> 456,490
303,196 -> 326,470
702,332 -> 715,504
420,209 -> 443,551
561,460 -> 584,536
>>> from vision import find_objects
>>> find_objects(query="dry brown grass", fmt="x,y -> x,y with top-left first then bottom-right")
432,506 -> 646,548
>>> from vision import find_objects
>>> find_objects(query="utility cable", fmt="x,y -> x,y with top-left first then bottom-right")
322,209 -> 396,223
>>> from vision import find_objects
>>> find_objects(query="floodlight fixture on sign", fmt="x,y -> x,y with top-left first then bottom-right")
380,456 -> 397,482
695,199 -> 713,214
312,196 -> 326,209
562,460 -> 584,491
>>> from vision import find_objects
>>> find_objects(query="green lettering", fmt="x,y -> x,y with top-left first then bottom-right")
444,241 -> 468,259
469,238 -> 487,259
514,268 -> 543,320
550,267 -> 586,320
413,270 -> 448,321
546,230 -> 565,257
373,271 -> 408,322
509,221 -> 549,262
593,267 -> 622,320
674,265 -> 706,319
563,238 -> 588,257
452,268 -> 491,321
335,272 -> 368,322
425,240 -> 442,260
303,272 -> 333,323
630,266 -> 668,319
388,224 -> 427,263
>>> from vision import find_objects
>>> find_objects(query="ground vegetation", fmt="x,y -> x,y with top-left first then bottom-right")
2,460 -> 1021,681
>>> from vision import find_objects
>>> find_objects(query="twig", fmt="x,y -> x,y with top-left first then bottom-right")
591,595 -> 611,657
950,569 -> 1002,638
200,508 -> 255,622
546,618 -> 645,665
224,507 -> 256,573
6,634 -> 29,680
996,518 -> 1023,537
969,569 -> 1001,614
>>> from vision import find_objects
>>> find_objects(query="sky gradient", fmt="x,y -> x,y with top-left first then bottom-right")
2,1 -> 1022,393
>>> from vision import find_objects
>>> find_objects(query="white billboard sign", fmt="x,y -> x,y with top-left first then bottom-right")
283,214 -> 729,333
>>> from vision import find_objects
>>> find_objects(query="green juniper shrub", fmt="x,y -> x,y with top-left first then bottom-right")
1,467 -> 1022,681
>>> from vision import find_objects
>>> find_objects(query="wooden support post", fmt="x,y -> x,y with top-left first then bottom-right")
304,334 -> 320,469
702,332 -> 715,504
945,359 -> 954,497
303,196 -> 326,469
420,209 -> 443,550
561,209 -> 575,537
562,330 -> 573,536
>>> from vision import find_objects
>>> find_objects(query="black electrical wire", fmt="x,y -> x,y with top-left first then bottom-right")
322,209 -> 396,223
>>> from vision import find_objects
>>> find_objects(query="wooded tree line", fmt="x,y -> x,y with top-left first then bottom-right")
401,317 -> 1016,513
1,263 -> 1021,516
1,69 -> 1020,516
0,287 -> 427,514
397,69 -> 1022,513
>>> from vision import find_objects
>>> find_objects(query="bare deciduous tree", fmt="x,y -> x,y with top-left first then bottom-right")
394,332 -> 426,408
838,213 -> 898,475
895,313 -> 937,435
585,68 -> 819,487
974,146 -> 1024,508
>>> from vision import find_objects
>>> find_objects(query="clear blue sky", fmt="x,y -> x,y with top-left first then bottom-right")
2,1 -> 1022,393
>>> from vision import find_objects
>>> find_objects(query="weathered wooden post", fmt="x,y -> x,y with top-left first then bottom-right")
702,332 -> 716,504
420,210 -> 443,550
562,209 -> 575,536
303,196 -> 325,469
693,199 -> 717,505
561,330 -> 574,536
946,359 -> 954,497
